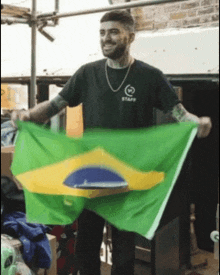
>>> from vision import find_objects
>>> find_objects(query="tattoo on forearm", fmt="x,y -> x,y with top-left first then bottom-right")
51,95 -> 68,111
172,104 -> 200,123
28,96 -> 68,123
46,103 -> 60,118
45,95 -> 68,121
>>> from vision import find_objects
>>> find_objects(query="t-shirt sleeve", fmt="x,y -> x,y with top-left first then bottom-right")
154,70 -> 181,113
59,65 -> 85,107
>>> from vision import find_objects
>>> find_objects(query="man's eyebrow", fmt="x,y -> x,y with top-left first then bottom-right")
100,28 -> 120,32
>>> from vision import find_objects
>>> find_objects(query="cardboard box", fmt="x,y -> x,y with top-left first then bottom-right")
1,145 -> 23,189
1,145 -> 14,179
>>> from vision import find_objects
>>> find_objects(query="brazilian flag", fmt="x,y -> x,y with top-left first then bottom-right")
11,121 -> 197,240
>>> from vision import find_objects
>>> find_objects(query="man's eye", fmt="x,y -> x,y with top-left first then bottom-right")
111,30 -> 119,34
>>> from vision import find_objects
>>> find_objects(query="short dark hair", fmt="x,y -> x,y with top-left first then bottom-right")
100,10 -> 135,32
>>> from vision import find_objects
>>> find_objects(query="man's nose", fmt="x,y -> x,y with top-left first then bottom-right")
102,32 -> 112,42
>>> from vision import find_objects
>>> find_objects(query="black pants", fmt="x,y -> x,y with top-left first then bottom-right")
75,209 -> 135,275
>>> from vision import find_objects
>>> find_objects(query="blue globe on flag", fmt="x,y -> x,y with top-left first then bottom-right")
63,166 -> 128,189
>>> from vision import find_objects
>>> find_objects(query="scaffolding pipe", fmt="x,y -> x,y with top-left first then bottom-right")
54,0 -> 59,25
37,0 -> 187,21
125,0 -> 131,14
30,0 -> 37,108
1,16 -> 29,24
55,0 -> 59,12
37,11 -> 57,18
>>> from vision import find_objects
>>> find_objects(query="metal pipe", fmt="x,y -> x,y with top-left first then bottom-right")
125,0 -> 131,14
38,27 -> 55,42
37,21 -> 57,27
37,11 -> 57,18
55,0 -> 59,12
45,22 -> 57,26
1,16 -> 29,24
37,0 -> 187,21
37,1 -> 59,23
54,0 -> 59,25
30,0 -> 37,108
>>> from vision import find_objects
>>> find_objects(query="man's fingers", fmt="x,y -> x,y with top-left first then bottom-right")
11,110 -> 31,123
197,117 -> 212,138
20,111 -> 31,121
11,110 -> 19,121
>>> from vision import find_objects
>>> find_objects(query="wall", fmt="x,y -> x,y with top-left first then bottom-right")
1,84 -> 16,110
130,27 -> 219,74
1,84 -> 28,111
112,0 -> 219,30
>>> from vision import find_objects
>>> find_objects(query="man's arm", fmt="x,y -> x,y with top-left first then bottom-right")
11,95 -> 68,124
171,103 -> 212,138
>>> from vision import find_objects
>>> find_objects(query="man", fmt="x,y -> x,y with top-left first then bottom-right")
12,10 -> 212,275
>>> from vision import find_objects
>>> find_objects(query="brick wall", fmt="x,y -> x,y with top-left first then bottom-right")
112,0 -> 219,30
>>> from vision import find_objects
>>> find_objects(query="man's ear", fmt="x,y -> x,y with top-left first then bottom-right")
129,32 -> 135,44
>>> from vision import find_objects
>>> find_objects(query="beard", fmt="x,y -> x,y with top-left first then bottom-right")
101,38 -> 128,60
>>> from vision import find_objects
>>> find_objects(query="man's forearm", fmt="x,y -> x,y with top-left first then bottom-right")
11,95 -> 68,124
171,103 -> 200,123
29,100 -> 59,123
171,103 -> 212,138
30,95 -> 68,122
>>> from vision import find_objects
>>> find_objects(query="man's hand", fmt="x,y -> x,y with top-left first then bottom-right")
172,104 -> 212,138
11,109 -> 31,127
10,96 -> 68,126
197,116 -> 212,138
11,109 -> 31,121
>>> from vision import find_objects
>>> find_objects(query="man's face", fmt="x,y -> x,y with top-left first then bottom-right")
100,21 -> 132,60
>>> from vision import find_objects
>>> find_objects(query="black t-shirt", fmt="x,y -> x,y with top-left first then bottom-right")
59,59 -> 180,130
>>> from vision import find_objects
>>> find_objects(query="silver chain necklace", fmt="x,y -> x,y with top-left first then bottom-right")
105,60 -> 132,93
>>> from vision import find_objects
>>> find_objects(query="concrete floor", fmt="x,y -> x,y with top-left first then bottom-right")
185,249 -> 219,275
99,249 -> 219,275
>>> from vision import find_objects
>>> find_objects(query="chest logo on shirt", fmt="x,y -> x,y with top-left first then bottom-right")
122,85 -> 136,102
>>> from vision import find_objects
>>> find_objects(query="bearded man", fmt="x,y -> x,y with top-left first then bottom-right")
12,10 -> 212,275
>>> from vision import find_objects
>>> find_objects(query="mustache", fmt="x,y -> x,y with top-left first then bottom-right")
102,41 -> 116,46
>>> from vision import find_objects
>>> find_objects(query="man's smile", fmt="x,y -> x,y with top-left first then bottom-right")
103,43 -> 115,49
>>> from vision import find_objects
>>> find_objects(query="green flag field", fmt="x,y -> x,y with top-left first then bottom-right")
11,121 -> 197,240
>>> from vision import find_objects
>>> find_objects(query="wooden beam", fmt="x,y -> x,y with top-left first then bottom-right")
1,4 -> 30,18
